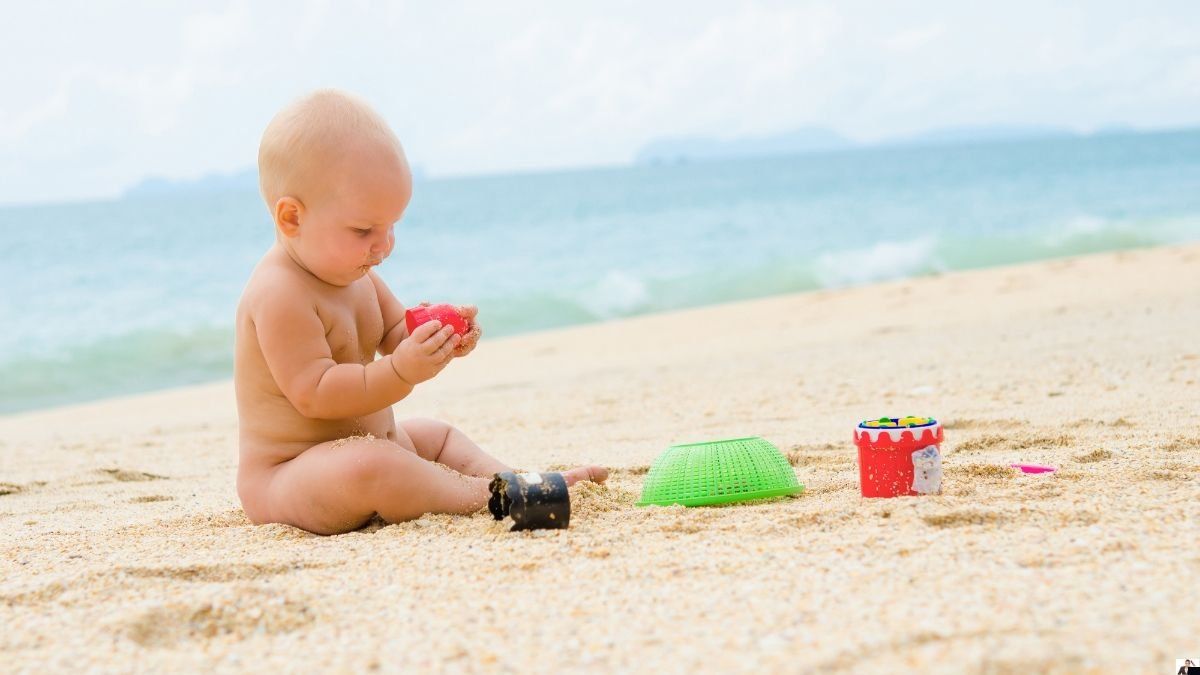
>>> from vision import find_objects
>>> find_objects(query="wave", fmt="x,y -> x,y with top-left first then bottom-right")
480,213 -> 1198,336
813,238 -> 943,288
0,325 -> 233,415
3,213 -> 1196,414
935,214 -> 1191,270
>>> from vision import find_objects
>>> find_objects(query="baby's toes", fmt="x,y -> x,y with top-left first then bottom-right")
561,465 -> 609,486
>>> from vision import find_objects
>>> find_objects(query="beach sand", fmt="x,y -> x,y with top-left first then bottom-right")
2,244 -> 1198,673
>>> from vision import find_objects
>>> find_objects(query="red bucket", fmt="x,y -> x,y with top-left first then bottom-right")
854,417 -> 944,498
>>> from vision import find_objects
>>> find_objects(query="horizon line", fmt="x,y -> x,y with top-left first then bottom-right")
2,122 -> 1197,211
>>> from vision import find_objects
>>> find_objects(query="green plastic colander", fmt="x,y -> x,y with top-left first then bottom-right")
637,436 -> 804,507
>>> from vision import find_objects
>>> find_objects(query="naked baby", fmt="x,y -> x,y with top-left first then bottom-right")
235,89 -> 607,535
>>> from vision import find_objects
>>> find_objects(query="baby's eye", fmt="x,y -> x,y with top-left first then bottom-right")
352,228 -> 371,236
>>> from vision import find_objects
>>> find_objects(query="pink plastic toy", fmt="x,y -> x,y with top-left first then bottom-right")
1011,463 -> 1056,474
405,304 -> 470,337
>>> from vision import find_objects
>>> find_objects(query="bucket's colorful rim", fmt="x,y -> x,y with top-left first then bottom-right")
857,417 -> 939,430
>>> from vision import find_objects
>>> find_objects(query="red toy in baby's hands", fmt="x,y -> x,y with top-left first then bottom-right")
405,303 -> 471,337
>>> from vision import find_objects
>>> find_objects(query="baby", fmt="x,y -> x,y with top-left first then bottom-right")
235,90 -> 607,535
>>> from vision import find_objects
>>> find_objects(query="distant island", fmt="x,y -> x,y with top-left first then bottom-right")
123,168 -> 260,199
884,124 -> 1074,147
634,127 -> 853,164
634,123 -> 1088,164
124,124 -> 1149,197
123,164 -> 429,200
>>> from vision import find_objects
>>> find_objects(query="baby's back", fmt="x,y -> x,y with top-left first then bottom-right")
235,246 -> 397,469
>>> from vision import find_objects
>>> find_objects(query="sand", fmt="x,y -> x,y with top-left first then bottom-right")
2,244 -> 1198,673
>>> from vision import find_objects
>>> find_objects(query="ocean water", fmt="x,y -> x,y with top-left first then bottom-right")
2,129 -> 1199,414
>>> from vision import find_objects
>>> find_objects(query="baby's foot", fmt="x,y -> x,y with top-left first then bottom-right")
559,465 -> 609,486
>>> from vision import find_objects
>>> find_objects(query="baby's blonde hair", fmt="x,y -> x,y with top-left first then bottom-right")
257,89 -> 401,208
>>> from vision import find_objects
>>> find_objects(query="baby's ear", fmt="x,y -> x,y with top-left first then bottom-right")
274,196 -> 303,238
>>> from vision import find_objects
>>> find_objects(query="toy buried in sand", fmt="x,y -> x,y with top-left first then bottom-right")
854,416 -> 944,498
405,304 -> 470,337
488,472 -> 570,531
637,437 -> 804,507
1011,463 -> 1056,474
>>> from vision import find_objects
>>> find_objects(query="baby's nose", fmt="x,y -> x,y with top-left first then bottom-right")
376,231 -> 395,255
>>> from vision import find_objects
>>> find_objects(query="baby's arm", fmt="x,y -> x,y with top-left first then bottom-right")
372,272 -> 481,358
370,271 -> 408,356
254,290 -> 457,419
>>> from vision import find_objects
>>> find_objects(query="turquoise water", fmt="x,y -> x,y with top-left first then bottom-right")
2,129 -> 1199,414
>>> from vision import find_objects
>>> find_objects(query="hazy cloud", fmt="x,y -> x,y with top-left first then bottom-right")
0,0 -> 1197,205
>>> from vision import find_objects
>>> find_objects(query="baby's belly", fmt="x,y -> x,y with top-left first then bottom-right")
238,395 -> 398,468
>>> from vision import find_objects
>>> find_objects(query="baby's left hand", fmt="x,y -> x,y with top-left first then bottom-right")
453,305 -> 482,357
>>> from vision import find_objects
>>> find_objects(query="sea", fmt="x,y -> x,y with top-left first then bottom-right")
2,129 -> 1199,414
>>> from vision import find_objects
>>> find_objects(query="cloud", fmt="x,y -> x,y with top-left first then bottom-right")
0,0 -> 1198,205
0,2 -> 260,202
426,2 -> 844,173
883,23 -> 945,51
0,73 -> 73,144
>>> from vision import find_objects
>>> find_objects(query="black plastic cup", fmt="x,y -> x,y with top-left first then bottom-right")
488,471 -> 571,531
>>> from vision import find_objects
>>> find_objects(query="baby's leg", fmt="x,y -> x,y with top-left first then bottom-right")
262,436 -> 491,535
400,418 -> 610,484
400,418 -> 511,477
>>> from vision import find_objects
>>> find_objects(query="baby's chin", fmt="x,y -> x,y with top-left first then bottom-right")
314,265 -> 373,287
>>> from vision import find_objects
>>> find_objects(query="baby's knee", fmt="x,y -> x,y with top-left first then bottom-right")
400,417 -> 456,451
334,441 -> 407,490
404,417 -> 454,435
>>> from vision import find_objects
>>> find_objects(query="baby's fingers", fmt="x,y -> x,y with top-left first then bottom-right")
411,320 -> 443,342
421,324 -> 457,354
434,333 -> 461,362
454,325 -> 482,356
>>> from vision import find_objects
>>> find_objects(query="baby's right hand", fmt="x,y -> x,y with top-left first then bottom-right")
389,320 -> 461,385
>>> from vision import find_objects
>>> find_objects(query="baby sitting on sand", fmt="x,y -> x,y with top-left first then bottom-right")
234,89 -> 607,535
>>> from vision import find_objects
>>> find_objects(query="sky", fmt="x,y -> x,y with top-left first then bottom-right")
1,0 -> 1198,206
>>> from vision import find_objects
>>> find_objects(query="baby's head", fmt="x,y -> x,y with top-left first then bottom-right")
258,89 -> 411,286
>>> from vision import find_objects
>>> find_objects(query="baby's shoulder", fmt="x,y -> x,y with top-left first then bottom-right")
238,256 -> 317,317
